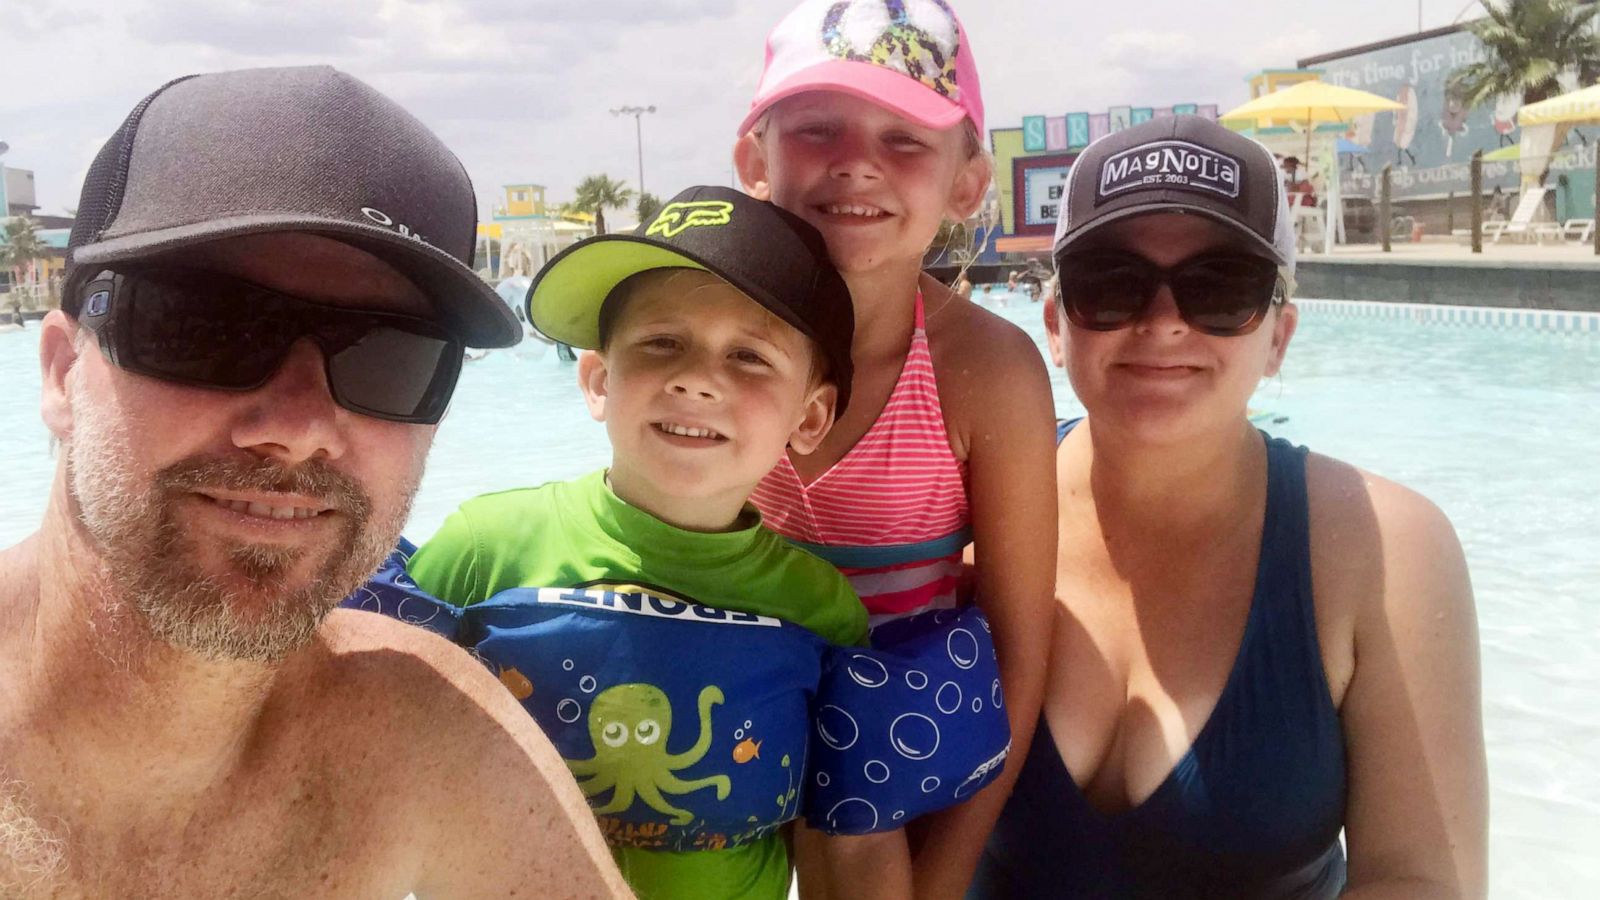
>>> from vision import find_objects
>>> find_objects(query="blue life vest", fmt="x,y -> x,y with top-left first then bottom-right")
347,542 -> 1011,847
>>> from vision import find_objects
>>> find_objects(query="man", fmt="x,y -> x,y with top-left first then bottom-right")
1281,155 -> 1318,208
0,66 -> 630,898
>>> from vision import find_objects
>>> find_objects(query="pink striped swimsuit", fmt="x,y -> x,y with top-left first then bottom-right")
751,291 -> 970,622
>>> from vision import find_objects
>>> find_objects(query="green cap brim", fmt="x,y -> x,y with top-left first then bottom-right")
526,236 -> 711,348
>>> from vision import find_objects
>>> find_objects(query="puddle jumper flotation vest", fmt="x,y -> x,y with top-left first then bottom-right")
348,540 -> 1010,848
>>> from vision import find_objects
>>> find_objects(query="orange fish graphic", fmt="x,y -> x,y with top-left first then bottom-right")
499,667 -> 533,700
733,737 -> 762,764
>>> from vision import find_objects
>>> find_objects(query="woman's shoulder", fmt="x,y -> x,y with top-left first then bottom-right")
1303,450 -> 1469,633
1303,451 -> 1459,549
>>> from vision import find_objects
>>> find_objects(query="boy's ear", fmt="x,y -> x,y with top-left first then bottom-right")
786,380 -> 838,456
733,133 -> 772,201
576,350 -> 611,423
40,310 -> 83,441
945,151 -> 991,222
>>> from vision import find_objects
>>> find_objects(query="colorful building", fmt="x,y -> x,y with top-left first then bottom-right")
1,160 -> 73,309
985,103 -> 1221,258
477,184 -> 594,280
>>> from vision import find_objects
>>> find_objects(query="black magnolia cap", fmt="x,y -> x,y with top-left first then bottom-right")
1053,115 -> 1296,272
65,66 -> 521,348
527,185 -> 856,414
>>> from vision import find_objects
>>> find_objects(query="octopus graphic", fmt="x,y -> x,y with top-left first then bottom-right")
821,0 -> 961,99
567,683 -> 731,826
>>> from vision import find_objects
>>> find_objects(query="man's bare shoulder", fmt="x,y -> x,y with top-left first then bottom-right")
301,608 -> 515,729
295,610 -> 628,897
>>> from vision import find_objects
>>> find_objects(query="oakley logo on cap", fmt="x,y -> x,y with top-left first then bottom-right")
1098,141 -> 1241,202
646,201 -> 735,238
361,206 -> 431,246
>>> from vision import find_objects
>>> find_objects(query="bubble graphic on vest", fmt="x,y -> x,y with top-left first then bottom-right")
935,681 -> 963,714
825,797 -> 880,832
905,669 -> 929,690
864,760 -> 891,784
947,628 -> 979,669
889,712 -> 940,760
847,654 -> 890,688
817,704 -> 861,751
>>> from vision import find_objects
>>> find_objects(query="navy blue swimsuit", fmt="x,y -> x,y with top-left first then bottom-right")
969,423 -> 1347,899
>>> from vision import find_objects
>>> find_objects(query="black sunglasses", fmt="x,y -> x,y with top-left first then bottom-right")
1054,249 -> 1284,337
77,268 -> 463,425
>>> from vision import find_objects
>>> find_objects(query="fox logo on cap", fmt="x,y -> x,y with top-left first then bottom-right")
646,201 -> 735,238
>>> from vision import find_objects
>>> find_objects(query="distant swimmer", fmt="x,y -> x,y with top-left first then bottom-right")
0,65 -> 627,899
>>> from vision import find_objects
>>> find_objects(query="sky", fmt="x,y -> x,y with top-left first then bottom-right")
0,0 -> 1491,220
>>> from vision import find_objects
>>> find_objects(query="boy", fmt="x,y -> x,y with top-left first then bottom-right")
394,186 -> 909,899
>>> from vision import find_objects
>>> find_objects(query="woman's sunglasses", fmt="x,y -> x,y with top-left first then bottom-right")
1054,250 -> 1285,337
76,267 -> 463,425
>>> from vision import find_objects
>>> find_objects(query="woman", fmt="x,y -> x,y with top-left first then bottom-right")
971,117 -> 1487,898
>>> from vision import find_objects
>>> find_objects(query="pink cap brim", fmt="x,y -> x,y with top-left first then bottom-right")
737,58 -> 973,137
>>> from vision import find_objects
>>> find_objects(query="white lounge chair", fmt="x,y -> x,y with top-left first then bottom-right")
1490,188 -> 1551,244
1556,219 -> 1595,243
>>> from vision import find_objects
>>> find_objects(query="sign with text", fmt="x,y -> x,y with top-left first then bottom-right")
1012,152 -> 1079,236
1022,116 -> 1046,152
1311,25 -> 1596,198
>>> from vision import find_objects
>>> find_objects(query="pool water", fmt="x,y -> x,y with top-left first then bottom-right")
2,299 -> 1597,897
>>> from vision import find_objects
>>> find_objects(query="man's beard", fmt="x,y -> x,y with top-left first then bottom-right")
63,375 -> 418,662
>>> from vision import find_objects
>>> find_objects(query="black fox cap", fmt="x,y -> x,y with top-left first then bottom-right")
527,185 -> 856,414
65,65 -> 520,348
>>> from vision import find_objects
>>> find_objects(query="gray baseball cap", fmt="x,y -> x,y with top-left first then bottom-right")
1053,115 -> 1296,273
65,65 -> 520,348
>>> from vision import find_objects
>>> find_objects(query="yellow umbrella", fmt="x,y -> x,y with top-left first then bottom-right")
1222,80 -> 1406,162
1223,81 -> 1404,255
1480,142 -> 1574,164
1222,80 -> 1406,125
1517,83 -> 1600,127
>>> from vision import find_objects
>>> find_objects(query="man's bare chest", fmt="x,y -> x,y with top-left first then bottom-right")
2,760 -> 406,899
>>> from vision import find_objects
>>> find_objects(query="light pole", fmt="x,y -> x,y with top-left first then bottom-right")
610,105 -> 656,196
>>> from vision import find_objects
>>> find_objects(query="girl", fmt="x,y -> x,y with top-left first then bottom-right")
733,2 -> 1057,896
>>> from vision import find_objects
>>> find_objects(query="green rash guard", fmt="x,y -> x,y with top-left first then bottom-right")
408,468 -> 868,900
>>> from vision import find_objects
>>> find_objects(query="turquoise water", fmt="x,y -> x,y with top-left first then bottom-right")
2,300 -> 1597,897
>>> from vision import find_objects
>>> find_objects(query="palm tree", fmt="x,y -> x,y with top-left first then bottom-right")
1449,0 -> 1600,109
570,174 -> 635,235
1,216 -> 50,304
636,191 -> 663,226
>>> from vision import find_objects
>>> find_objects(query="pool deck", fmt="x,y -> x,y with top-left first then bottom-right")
1296,241 -> 1600,312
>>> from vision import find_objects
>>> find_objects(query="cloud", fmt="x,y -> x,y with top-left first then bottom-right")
453,0 -> 738,26
5,0 -> 1470,221
125,0 -> 386,56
